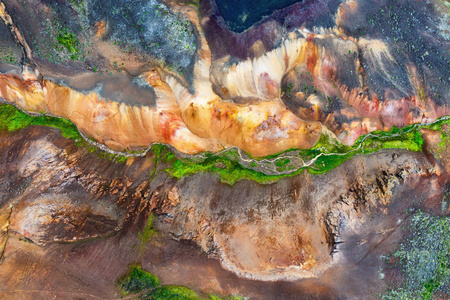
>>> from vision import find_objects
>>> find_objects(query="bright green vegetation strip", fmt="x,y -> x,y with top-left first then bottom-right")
117,265 -> 244,300
0,104 -> 128,163
0,103 -> 82,139
381,212 -> 450,299
159,118 -> 447,185
1,103 -> 449,185
151,144 -> 283,185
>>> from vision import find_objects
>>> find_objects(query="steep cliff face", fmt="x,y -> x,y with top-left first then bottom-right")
0,0 -> 448,156
0,0 -> 449,298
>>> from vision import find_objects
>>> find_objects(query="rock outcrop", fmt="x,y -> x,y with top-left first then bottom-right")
0,0 -> 448,156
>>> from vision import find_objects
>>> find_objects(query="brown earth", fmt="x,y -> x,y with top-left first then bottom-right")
0,125 -> 448,299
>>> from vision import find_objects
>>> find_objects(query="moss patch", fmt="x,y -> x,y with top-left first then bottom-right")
117,265 -> 243,300
117,265 -> 161,296
208,295 -> 245,300
0,46 -> 20,65
57,30 -> 80,60
381,212 -> 450,299
138,213 -> 158,252
28,3 -> 90,63
0,104 -> 128,163
140,285 -> 201,300
0,103 -> 82,140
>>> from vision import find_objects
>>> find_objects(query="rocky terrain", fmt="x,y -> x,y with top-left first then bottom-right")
0,0 -> 449,299
0,114 -> 448,299
0,0 -> 448,155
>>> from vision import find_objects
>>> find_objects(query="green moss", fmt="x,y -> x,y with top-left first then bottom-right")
0,103 -> 81,140
161,119 -> 447,185
0,46 -> 20,65
167,154 -> 285,185
418,86 -> 425,101
28,4 -> 90,63
311,132 -> 352,153
140,285 -> 201,300
208,295 -> 245,300
0,104 -> 129,163
57,31 -> 79,55
275,158 -> 290,167
381,212 -> 450,299
138,213 -> 158,251
117,265 -> 244,300
117,265 -> 161,296
308,152 -> 354,175
437,132 -> 450,154
281,83 -> 294,97
68,0 -> 85,10
426,120 -> 450,155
